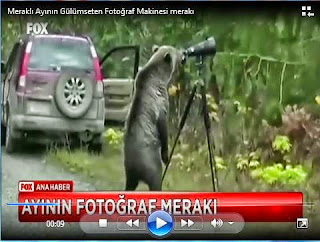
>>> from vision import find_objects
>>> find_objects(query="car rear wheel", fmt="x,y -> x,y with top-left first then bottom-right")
5,116 -> 18,153
55,72 -> 94,119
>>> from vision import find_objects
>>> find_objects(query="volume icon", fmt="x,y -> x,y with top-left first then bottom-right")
211,218 -> 223,228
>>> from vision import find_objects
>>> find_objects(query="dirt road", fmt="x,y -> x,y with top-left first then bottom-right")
1,146 -> 94,239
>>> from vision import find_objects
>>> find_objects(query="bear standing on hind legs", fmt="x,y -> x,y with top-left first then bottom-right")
123,45 -> 184,191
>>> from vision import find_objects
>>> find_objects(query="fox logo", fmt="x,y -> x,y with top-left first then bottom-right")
19,181 -> 34,192
26,22 -> 48,35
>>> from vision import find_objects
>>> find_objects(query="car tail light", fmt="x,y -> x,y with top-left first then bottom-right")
90,45 -> 102,82
90,45 -> 104,97
18,41 -> 32,92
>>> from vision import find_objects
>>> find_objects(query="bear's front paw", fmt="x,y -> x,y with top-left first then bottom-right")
162,149 -> 169,165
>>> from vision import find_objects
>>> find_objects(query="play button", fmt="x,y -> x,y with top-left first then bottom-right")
156,217 -> 167,229
147,210 -> 173,238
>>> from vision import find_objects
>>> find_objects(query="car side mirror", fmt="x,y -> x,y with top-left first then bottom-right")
1,61 -> 6,74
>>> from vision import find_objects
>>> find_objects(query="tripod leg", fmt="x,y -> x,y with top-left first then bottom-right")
200,84 -> 219,192
161,84 -> 197,187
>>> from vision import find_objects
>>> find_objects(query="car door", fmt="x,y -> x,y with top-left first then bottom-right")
99,46 -> 139,122
1,42 -> 20,125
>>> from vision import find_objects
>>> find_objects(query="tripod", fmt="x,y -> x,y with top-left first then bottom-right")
161,56 -> 219,192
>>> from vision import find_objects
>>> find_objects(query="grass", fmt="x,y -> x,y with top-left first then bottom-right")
44,140 -> 275,192
46,145 -> 125,190
45,141 -> 222,191
45,145 -> 215,191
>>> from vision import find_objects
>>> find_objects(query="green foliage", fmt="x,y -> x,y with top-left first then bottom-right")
236,154 -> 249,171
103,128 -> 124,147
215,156 -> 227,170
251,163 -> 307,186
233,100 -> 249,115
272,135 -> 292,154
236,151 -> 261,171
206,94 -> 219,122
233,145 -> 307,187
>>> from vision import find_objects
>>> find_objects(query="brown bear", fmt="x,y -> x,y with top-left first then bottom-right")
123,45 -> 183,191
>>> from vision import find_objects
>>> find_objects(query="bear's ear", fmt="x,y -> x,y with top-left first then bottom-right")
164,52 -> 171,63
152,45 -> 159,53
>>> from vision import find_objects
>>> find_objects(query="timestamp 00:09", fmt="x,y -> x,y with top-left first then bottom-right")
46,220 -> 65,228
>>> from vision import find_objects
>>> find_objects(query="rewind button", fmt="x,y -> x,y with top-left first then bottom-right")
126,218 -> 140,228
117,216 -> 145,231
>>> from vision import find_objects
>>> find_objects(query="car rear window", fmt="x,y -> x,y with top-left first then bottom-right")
28,37 -> 93,71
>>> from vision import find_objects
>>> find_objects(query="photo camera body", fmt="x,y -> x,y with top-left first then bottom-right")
183,37 -> 216,59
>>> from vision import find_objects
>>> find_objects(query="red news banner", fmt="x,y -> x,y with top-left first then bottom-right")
18,180 -> 303,222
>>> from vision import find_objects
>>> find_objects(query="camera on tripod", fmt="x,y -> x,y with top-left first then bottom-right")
183,37 -> 216,61
162,36 -> 219,192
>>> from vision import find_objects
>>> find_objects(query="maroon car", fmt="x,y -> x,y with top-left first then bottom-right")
1,34 -> 139,153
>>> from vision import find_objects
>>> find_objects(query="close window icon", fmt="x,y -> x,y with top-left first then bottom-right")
296,218 -> 308,229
